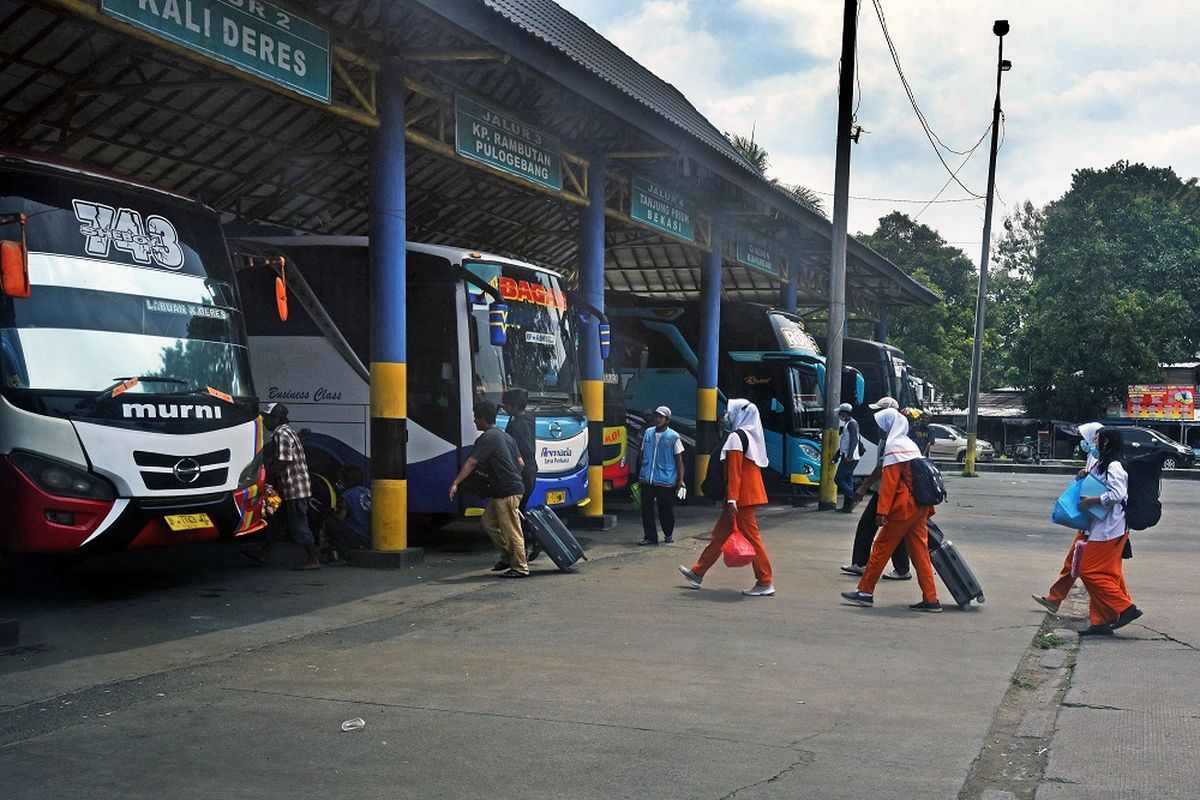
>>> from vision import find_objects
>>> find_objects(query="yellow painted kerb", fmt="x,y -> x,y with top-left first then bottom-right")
371,362 -> 407,419
371,478 -> 408,551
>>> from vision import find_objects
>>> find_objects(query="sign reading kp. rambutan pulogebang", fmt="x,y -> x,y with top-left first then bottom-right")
455,95 -> 563,192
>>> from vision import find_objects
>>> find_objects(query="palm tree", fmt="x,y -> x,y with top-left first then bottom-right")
725,130 -> 826,217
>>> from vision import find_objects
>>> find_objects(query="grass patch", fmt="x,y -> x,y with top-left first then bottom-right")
1034,633 -> 1066,650
1010,675 -> 1037,690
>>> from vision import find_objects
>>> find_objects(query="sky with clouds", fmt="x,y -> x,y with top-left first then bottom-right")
556,0 -> 1200,255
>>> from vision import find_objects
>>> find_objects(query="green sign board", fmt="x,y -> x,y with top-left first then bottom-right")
455,95 -> 562,191
736,231 -> 778,278
100,0 -> 331,104
630,174 -> 695,242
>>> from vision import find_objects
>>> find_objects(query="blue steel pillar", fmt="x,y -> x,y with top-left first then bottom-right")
781,260 -> 799,313
696,224 -> 723,495
578,153 -> 613,526
360,56 -> 420,565
875,302 -> 889,342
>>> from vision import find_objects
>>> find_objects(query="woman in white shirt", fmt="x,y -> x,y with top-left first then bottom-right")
1075,427 -> 1143,636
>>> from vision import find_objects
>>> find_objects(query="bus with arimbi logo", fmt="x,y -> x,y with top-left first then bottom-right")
0,154 -> 267,559
231,238 -> 592,524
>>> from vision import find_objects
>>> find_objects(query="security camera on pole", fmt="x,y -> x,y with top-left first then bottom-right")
964,20 -> 1011,477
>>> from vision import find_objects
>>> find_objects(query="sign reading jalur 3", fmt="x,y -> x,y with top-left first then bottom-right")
455,95 -> 563,192
100,0 -> 331,104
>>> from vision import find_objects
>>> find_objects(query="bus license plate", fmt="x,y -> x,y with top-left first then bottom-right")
546,490 -> 566,506
164,513 -> 214,532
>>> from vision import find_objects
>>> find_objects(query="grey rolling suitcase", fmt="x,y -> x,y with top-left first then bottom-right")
522,505 -> 587,572
926,521 -> 985,610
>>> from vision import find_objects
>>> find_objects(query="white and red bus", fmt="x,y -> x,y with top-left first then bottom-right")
0,154 -> 266,558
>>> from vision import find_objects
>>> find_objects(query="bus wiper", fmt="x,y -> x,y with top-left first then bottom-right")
77,375 -> 188,408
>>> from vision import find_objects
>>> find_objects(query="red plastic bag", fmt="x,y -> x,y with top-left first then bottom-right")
722,520 -> 756,568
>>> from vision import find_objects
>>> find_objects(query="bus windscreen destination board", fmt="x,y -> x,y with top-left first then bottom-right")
100,0 -> 331,104
630,174 -> 695,242
455,95 -> 563,192
736,231 -> 779,278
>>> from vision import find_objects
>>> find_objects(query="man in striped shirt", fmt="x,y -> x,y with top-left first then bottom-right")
242,403 -> 320,571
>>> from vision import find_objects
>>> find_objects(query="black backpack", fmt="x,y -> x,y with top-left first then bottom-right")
701,429 -> 749,500
909,457 -> 947,506
1123,453 -> 1163,530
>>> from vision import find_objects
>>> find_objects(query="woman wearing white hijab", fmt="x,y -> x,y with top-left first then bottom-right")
1033,422 -> 1103,614
841,407 -> 941,611
677,399 -> 775,596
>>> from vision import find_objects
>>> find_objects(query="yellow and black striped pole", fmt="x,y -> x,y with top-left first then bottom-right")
695,226 -> 722,494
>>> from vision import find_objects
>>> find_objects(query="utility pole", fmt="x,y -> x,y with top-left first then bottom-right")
964,20 -> 1011,477
818,0 -> 858,510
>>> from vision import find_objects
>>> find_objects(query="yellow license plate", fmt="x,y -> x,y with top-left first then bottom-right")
545,490 -> 566,506
164,513 -> 214,532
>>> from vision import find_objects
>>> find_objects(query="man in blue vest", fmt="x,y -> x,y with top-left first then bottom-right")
638,406 -> 686,545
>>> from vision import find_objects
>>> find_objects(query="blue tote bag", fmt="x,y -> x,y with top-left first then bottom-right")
1052,479 -> 1092,530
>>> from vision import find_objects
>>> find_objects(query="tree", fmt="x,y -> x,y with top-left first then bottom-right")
725,131 -> 827,217
985,201 -> 1039,388
1018,162 -> 1200,419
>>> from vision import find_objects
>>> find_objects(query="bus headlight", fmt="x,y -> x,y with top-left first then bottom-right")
798,443 -> 821,463
10,451 -> 116,501
237,449 -> 265,489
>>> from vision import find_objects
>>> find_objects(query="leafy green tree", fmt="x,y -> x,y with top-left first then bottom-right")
985,201 -> 1039,387
1018,162 -> 1200,419
725,131 -> 827,217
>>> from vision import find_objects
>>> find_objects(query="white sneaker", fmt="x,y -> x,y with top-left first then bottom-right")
742,583 -> 775,597
882,569 -> 912,581
677,565 -> 702,589
839,564 -> 864,576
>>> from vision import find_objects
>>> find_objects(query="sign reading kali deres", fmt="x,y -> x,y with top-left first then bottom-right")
455,94 -> 563,192
101,0 -> 331,103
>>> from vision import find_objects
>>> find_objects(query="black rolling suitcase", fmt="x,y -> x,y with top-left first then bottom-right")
926,521 -> 985,609
522,505 -> 587,572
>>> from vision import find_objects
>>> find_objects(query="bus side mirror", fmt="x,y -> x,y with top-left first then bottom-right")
855,373 -> 865,405
599,322 -> 611,360
489,302 -> 508,346
638,345 -> 649,378
1,239 -> 30,299
274,274 -> 288,322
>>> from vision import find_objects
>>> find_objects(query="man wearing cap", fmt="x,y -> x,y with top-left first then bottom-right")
832,402 -> 862,512
242,403 -> 321,570
637,406 -> 686,545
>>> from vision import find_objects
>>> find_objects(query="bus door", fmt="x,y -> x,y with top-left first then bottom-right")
726,359 -> 789,478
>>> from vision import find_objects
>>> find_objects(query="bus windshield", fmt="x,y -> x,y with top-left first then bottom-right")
468,262 -> 581,409
0,168 -> 253,397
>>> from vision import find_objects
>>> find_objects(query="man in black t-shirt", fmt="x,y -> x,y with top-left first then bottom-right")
450,401 -> 529,577
503,388 -> 538,509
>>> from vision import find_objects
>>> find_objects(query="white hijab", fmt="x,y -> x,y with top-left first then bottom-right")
721,398 -> 770,468
1078,422 -> 1102,471
876,408 -> 922,467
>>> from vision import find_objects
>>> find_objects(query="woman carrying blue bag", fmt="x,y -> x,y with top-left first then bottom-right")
1034,423 -> 1101,614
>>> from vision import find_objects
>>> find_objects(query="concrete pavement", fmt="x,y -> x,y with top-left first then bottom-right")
0,472 -> 1196,799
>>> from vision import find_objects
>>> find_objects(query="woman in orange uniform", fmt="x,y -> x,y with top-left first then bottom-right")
677,399 -> 775,596
840,407 -> 941,611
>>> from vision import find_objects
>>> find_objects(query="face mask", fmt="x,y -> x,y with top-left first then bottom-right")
1079,441 -> 1098,458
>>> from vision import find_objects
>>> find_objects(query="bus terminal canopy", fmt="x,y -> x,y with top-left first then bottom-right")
0,0 -> 939,323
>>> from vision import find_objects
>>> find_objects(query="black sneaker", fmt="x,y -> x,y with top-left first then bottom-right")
1111,605 -> 1143,630
491,561 -> 510,572
498,568 -> 529,579
663,536 -> 674,544
840,590 -> 874,607
909,600 -> 943,613
637,539 -> 658,546
1079,623 -> 1114,637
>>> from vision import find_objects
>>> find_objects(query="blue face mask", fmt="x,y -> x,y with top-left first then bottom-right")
1079,441 -> 1099,458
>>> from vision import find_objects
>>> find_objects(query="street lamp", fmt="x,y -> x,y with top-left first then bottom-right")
964,20 -> 1010,477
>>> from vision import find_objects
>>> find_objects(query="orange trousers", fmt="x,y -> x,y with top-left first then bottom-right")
858,510 -> 938,603
1077,533 -> 1132,626
692,505 -> 773,586
1046,532 -> 1086,605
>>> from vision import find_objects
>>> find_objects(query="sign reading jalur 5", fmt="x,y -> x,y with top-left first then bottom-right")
630,175 -> 695,242
100,0 -> 331,104
455,95 -> 563,192
736,231 -> 778,278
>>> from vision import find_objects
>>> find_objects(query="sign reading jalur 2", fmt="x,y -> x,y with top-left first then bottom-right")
630,175 -> 695,242
100,0 -> 331,104
736,231 -> 778,278
455,95 -> 563,192
1127,385 -> 1196,419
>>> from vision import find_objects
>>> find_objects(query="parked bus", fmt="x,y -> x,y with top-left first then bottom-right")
841,337 -> 924,475
231,238 -> 590,520
601,381 -> 630,491
0,154 -> 266,558
613,303 -> 862,490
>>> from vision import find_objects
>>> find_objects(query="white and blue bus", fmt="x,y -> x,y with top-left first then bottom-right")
0,154 -> 266,558
232,238 -> 589,521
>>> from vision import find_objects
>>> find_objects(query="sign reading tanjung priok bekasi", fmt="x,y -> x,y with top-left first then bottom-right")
455,95 -> 563,192
630,175 -> 695,242
100,0 -> 331,104
736,230 -> 778,278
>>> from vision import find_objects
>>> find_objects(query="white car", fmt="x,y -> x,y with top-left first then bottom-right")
929,423 -> 995,463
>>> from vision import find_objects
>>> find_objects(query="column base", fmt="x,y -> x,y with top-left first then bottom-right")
347,548 -> 425,569
573,513 -> 618,531
0,618 -> 19,647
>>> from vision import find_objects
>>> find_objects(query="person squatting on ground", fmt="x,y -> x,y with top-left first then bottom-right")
1032,422 -> 1102,615
840,398 -> 923,581
677,398 -> 775,597
449,401 -> 530,578
1060,427 -> 1143,636
840,406 -> 941,611
638,405 -> 686,545
502,388 -> 538,510
319,465 -> 371,562
832,402 -> 861,512
241,403 -> 321,571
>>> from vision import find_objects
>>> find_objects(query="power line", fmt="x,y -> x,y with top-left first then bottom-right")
810,190 -> 981,204
870,0 -> 986,198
